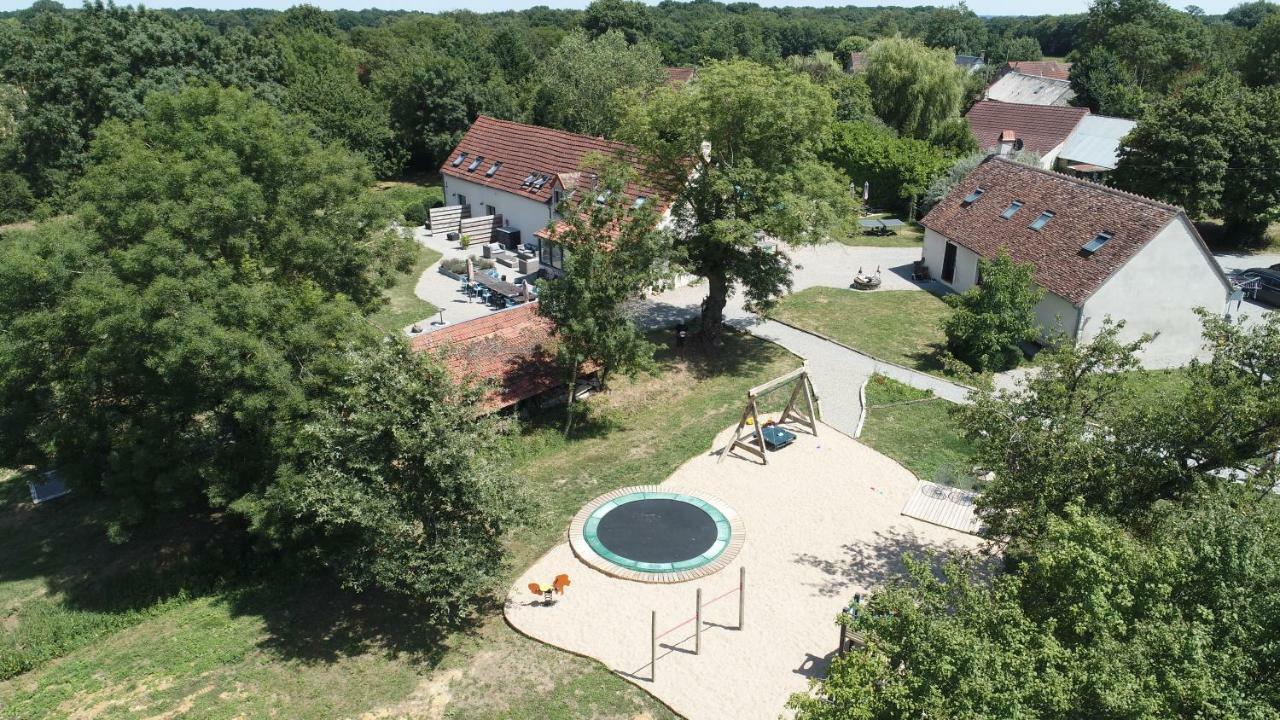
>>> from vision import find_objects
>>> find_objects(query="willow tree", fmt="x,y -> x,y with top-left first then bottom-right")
618,60 -> 854,340
863,36 -> 966,142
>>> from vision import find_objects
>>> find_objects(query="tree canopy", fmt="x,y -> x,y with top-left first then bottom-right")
532,29 -> 664,138
862,36 -> 967,143
793,315 -> 1280,718
0,84 -> 412,536
619,59 -> 854,337
1114,76 -> 1280,242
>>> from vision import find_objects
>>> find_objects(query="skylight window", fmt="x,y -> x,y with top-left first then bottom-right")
521,173 -> 536,187
531,174 -> 549,190
595,190 -> 613,205
1029,210 -> 1055,231
962,187 -> 985,205
1000,200 -> 1023,219
1081,231 -> 1112,255
451,152 -> 467,167
633,196 -> 648,209
485,161 -> 502,177
466,155 -> 484,172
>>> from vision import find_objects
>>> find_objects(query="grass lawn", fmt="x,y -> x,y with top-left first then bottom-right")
769,287 -> 986,387
0,330 -> 800,719
371,177 -> 444,216
858,375 -> 980,490
832,212 -> 925,248
365,242 -> 443,334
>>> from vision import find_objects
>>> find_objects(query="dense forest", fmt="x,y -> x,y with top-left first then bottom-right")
3,0 -> 1276,235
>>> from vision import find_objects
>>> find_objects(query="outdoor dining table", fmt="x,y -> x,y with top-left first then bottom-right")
472,272 -> 524,300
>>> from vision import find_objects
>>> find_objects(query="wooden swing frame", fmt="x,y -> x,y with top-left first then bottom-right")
718,365 -> 819,465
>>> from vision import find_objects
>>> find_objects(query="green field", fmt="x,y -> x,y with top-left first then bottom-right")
0,330 -> 800,719
858,375 -> 979,490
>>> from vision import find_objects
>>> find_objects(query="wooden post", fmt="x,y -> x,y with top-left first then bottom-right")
838,610 -> 848,656
695,588 -> 703,655
651,610 -> 657,681
738,567 -> 746,630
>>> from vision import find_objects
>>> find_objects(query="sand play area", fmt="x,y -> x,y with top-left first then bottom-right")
505,420 -> 984,720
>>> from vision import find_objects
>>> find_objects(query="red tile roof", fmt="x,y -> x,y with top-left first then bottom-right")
664,66 -> 695,86
439,116 -> 663,207
1008,60 -> 1072,81
920,156 -> 1195,305
964,100 -> 1089,156
410,302 -> 562,412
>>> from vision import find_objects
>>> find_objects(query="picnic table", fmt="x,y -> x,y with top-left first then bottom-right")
857,217 -> 906,236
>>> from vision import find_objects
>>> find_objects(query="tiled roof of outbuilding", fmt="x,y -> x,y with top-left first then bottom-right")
965,100 -> 1089,155
920,156 -> 1191,305
664,66 -> 695,86
1008,60 -> 1073,80
439,116 -> 662,206
410,302 -> 561,412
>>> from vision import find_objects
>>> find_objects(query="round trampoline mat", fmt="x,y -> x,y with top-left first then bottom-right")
569,487 -> 745,583
594,498 -> 718,564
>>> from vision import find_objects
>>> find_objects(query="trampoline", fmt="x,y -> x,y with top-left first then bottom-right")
569,486 -> 745,583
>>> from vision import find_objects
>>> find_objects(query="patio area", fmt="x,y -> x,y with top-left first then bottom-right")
505,419 -> 984,720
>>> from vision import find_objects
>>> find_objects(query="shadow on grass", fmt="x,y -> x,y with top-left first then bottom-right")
0,469 -> 460,675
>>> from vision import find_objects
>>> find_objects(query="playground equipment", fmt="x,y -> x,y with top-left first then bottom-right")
719,366 -> 819,465
644,567 -> 747,681
569,486 -> 745,583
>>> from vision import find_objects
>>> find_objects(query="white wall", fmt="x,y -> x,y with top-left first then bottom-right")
925,227 -> 1080,343
443,176 -> 553,245
1033,291 -> 1080,343
1081,215 -> 1230,368
923,227 -> 981,292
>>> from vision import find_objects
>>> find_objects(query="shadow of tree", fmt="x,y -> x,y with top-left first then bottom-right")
0,470 -> 462,674
792,528 -> 973,598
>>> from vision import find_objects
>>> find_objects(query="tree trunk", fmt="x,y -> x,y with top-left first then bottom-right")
699,271 -> 729,345
563,366 -> 579,437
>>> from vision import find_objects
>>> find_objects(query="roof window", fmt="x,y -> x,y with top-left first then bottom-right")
633,196 -> 648,209
466,155 -> 484,172
1000,200 -> 1023,219
521,173 -> 537,188
962,187 -> 985,205
1029,210 -> 1055,231
451,152 -> 467,167
531,174 -> 549,191
1081,231 -> 1112,255
485,161 -> 502,177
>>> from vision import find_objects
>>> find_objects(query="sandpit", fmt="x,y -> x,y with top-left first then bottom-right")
505,421 -> 984,720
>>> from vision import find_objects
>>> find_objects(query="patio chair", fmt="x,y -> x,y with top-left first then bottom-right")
912,260 -> 932,282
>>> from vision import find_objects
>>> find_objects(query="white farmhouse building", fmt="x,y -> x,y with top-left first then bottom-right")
920,156 -> 1232,367
440,115 -> 665,276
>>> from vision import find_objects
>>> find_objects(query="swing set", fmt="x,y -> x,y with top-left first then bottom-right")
718,365 -> 820,465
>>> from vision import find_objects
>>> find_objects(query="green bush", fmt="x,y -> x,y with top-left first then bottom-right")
441,256 -> 494,275
942,252 -> 1042,372
403,201 -> 428,226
